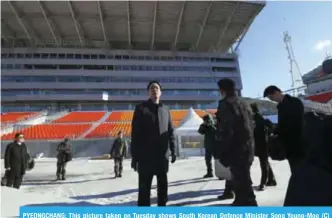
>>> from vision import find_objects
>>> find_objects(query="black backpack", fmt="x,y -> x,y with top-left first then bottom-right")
268,134 -> 286,161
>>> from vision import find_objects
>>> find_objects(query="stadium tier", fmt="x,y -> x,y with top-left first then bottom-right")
1,112 -> 37,123
54,111 -> 106,123
1,124 -> 92,140
86,123 -> 131,138
106,111 -> 134,122
1,109 -> 213,140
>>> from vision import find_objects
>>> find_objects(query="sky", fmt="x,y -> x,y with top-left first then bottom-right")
238,1 -> 332,98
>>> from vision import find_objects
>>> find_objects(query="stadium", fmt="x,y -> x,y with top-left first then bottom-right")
1,0 -> 267,156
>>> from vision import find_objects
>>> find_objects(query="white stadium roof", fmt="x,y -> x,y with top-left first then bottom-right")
1,1 -> 265,52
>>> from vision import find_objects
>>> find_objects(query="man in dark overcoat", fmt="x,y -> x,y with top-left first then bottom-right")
263,85 -> 305,174
4,133 -> 29,189
131,80 -> 176,206
251,103 -> 277,191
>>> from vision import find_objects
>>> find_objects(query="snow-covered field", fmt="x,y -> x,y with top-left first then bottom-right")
1,157 -> 291,217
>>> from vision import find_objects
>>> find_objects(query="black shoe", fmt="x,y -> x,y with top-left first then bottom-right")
217,192 -> 234,200
203,173 -> 213,178
266,180 -> 277,186
257,184 -> 266,191
61,177 -> 66,180
118,174 -> 122,178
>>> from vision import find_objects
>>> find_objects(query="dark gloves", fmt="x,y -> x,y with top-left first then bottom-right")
131,159 -> 138,171
171,154 -> 176,163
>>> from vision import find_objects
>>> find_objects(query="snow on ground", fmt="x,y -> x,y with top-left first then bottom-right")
1,157 -> 291,217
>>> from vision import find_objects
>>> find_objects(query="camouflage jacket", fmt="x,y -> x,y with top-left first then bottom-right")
215,96 -> 255,165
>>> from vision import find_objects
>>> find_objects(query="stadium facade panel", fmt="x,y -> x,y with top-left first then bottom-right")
1,1 -> 266,112
1,48 -> 242,112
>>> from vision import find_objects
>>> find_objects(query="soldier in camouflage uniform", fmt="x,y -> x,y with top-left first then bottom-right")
110,131 -> 127,178
56,138 -> 72,180
198,114 -> 217,178
215,78 -> 257,206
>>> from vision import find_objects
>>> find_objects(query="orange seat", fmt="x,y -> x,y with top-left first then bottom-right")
54,112 -> 105,123
106,111 -> 134,122
206,109 -> 217,115
86,120 -> 184,139
86,122 -> 132,138
170,110 -> 187,121
1,124 -> 91,140
195,109 -> 208,118
1,112 -> 36,123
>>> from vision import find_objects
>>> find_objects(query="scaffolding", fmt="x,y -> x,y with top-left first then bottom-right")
283,31 -> 303,96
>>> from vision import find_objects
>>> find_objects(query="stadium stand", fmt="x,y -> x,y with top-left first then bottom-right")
54,112 -> 106,123
106,111 -> 133,122
86,123 -> 131,138
1,112 -> 38,123
1,124 -> 92,140
170,110 -> 189,121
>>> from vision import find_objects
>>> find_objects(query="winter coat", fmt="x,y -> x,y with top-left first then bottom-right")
4,142 -> 29,177
56,142 -> 72,163
253,113 -> 274,157
131,99 -> 176,174
276,94 -> 305,159
215,96 -> 255,167
110,138 -> 127,158
198,114 -> 217,154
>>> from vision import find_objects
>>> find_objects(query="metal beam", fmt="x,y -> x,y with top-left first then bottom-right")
38,1 -> 58,44
193,1 -> 213,50
216,2 -> 239,51
7,1 -> 33,45
1,19 -> 16,38
97,0 -> 108,45
173,1 -> 186,49
126,1 -> 132,47
67,1 -> 84,47
150,1 -> 158,50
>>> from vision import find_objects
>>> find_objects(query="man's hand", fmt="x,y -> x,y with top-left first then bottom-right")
131,159 -> 138,171
171,154 -> 176,163
5,167 -> 10,171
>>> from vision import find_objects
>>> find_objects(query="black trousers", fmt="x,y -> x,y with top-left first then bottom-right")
6,170 -> 23,189
258,155 -> 276,185
138,172 -> 168,206
114,157 -> 123,176
230,163 -> 257,205
205,149 -> 213,173
56,162 -> 67,178
224,179 -> 234,194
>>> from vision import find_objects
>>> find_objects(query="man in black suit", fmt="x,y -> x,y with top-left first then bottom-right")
263,85 -> 305,174
4,133 -> 30,189
131,80 -> 177,206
